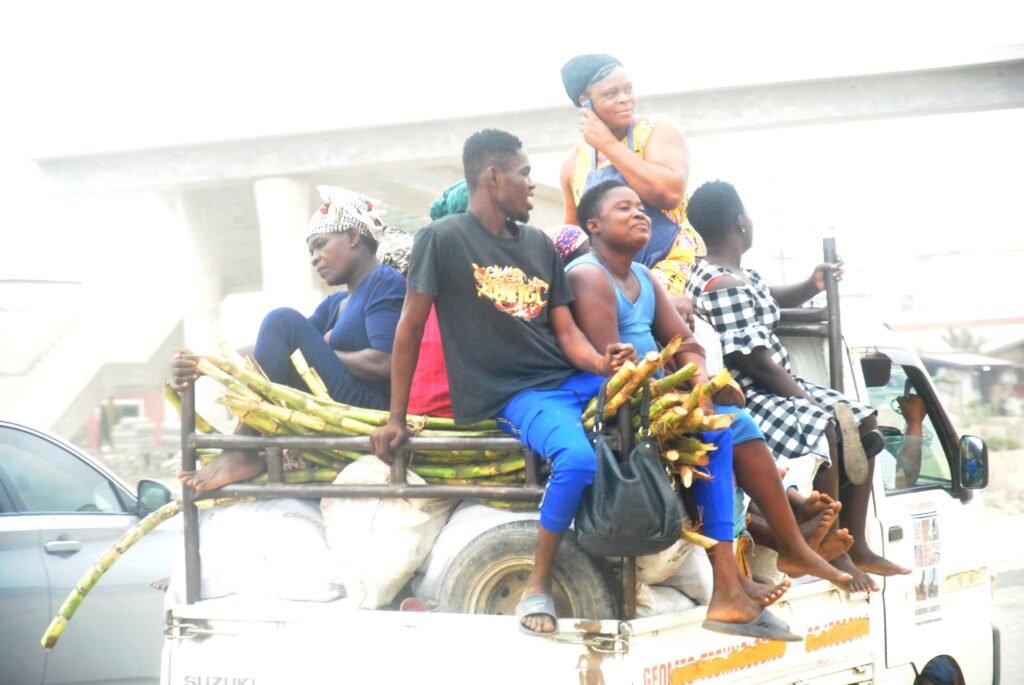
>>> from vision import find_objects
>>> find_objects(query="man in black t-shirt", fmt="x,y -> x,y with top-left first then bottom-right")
371,129 -> 633,637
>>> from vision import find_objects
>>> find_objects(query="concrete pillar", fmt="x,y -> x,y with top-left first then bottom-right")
173,192 -> 224,351
252,177 -> 318,302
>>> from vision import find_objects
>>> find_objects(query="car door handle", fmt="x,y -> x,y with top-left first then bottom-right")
888,526 -> 904,542
44,539 -> 82,555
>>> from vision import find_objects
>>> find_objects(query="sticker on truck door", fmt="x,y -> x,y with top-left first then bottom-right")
911,511 -> 942,626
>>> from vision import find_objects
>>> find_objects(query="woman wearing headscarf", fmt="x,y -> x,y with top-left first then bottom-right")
558,54 -> 703,312
173,188 -> 407,491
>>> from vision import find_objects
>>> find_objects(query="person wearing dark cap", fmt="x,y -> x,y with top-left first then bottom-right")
558,54 -> 702,324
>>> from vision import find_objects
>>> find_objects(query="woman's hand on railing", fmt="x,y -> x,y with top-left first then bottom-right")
171,349 -> 199,391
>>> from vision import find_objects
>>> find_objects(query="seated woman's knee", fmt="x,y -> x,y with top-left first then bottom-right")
260,307 -> 306,334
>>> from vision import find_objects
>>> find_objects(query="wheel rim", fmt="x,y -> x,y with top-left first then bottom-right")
463,557 -> 577,617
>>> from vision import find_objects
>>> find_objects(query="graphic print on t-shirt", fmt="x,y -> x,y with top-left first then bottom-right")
472,263 -> 549,320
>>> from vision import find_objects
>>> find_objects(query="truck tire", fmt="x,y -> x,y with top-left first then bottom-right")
435,520 -> 616,620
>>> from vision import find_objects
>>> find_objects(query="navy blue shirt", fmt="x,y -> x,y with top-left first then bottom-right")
307,264 -> 406,397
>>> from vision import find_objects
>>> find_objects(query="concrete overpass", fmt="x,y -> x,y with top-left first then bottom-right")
11,52 -> 1024,438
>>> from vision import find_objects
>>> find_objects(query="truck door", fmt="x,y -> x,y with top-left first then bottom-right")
861,351 -> 993,682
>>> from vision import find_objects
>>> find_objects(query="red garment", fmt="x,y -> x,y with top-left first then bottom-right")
408,306 -> 453,418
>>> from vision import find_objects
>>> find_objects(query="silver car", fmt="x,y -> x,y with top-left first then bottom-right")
0,420 -> 179,685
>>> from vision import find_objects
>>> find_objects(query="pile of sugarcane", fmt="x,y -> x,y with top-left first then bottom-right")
172,339 -> 737,495
165,343 -> 526,492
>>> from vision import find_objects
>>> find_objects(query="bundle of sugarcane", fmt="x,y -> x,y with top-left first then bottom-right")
175,346 -> 531,492
579,335 -> 739,487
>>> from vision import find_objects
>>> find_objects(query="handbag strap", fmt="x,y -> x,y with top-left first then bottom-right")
593,379 -> 610,433
638,383 -> 652,437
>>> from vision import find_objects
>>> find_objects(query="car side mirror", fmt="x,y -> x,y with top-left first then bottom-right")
137,479 -> 173,515
957,436 -> 988,490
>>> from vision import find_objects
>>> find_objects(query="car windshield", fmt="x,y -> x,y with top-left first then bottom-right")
0,427 -> 127,514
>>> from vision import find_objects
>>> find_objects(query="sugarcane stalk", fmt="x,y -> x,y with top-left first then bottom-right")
681,523 -> 718,549
664,449 -> 710,467
290,349 -> 330,399
581,360 -> 636,422
249,468 -> 340,484
484,500 -> 539,512
411,450 -> 519,465
196,357 -> 262,401
40,496 -> 250,651
701,413 -> 734,432
600,351 -> 663,419
657,335 -> 684,367
163,382 -> 219,434
651,363 -> 699,397
420,473 -> 523,486
632,393 -> 682,428
411,456 -> 525,480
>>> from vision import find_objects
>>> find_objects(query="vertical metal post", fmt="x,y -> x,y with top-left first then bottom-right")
616,403 -> 637,620
524,449 -> 539,487
180,385 -> 201,605
823,238 -> 844,393
390,449 -> 408,485
265,447 -> 284,483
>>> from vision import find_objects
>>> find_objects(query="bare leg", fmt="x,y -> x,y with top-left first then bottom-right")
705,542 -> 767,624
733,440 -> 851,585
815,424 -> 881,592
520,527 -> 563,634
843,426 -> 912,577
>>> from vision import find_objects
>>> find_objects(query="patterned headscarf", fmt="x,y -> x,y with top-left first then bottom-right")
554,225 -> 588,262
306,186 -> 385,244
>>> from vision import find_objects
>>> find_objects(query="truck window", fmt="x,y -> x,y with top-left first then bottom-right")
865,363 -> 952,492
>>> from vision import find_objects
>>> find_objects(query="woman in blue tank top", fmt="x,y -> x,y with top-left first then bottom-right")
566,181 -> 854,638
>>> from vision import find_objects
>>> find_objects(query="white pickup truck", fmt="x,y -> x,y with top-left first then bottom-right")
160,276 -> 997,684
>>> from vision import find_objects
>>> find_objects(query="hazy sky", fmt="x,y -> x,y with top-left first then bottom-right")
1,0 -> 1022,346
2,0 -> 1022,157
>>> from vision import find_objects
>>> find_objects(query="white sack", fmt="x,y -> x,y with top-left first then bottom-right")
322,456 -> 456,609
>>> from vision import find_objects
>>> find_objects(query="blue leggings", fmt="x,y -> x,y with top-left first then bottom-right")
497,372 -> 603,534
253,308 -> 389,410
496,373 -> 738,541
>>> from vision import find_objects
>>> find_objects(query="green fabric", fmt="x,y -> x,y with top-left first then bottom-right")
429,180 -> 469,220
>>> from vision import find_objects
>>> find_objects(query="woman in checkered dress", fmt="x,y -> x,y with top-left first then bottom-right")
685,180 -> 911,591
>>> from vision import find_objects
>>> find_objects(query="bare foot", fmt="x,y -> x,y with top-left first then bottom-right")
789,490 -> 838,523
150,577 -> 170,592
818,529 -> 854,561
849,547 -> 912,577
178,451 -> 264,492
799,508 -> 835,551
738,573 -> 790,607
706,584 -> 765,625
830,553 -> 880,592
775,542 -> 853,586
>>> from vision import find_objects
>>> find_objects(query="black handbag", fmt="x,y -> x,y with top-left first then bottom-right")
575,382 -> 684,557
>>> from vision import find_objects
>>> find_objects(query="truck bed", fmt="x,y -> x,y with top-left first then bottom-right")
162,578 -> 881,685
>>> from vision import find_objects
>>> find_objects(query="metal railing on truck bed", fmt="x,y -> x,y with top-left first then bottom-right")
178,239 -> 845,619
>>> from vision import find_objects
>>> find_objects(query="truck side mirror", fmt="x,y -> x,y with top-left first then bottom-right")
137,479 -> 173,515
957,436 -> 988,490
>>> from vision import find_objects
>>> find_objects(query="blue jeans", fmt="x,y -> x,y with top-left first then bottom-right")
253,308 -> 389,410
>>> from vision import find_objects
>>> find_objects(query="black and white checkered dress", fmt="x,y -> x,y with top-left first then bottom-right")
686,261 -> 874,463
